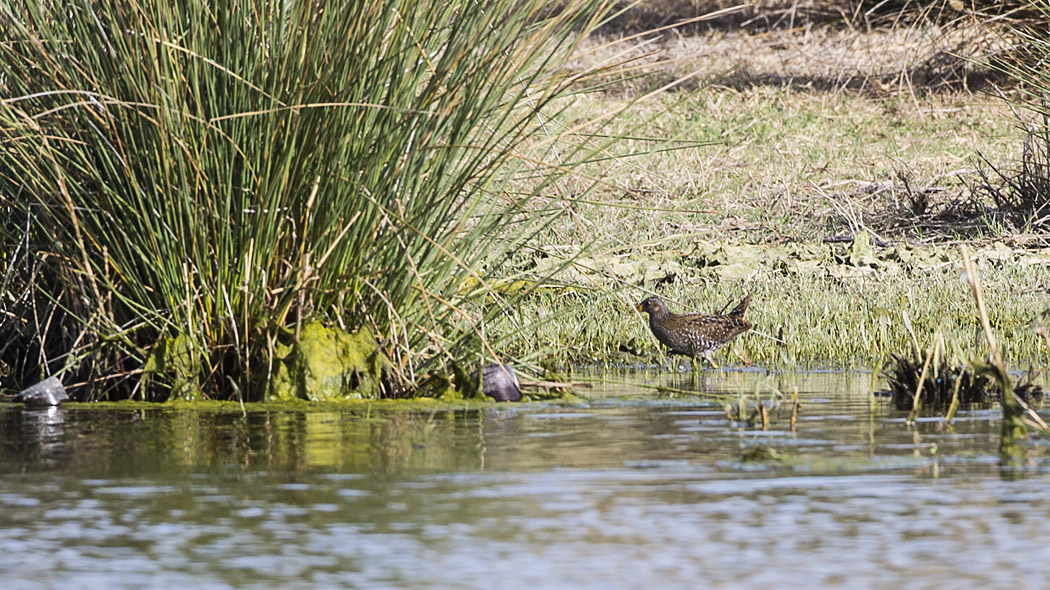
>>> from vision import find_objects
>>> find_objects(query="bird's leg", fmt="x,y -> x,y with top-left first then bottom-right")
702,349 -> 718,369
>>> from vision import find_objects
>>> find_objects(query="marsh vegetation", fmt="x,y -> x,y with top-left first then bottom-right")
3,1 -> 1050,403
0,0 -> 616,401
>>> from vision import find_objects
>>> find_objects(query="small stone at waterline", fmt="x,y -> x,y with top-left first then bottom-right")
13,377 -> 69,408
475,364 -> 521,402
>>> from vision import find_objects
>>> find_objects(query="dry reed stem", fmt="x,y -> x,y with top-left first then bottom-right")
789,387 -> 800,431
960,244 -> 1003,366
943,369 -> 964,424
907,342 -> 936,424
960,244 -> 1047,432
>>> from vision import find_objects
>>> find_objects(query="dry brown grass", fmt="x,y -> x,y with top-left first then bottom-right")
577,9 -> 1012,95
533,87 -> 1021,247
601,1 -> 1038,34
540,1 -> 1038,249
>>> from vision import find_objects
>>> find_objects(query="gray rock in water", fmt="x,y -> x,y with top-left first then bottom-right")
475,364 -> 521,402
13,377 -> 69,408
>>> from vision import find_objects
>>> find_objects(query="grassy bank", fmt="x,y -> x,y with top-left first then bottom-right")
495,240 -> 1050,369
484,84 -> 1047,371
487,2 -> 1050,375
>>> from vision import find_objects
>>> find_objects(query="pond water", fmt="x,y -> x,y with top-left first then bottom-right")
2,370 -> 1050,589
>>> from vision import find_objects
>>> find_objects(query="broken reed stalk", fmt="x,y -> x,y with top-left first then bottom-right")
943,371 -> 964,424
756,389 -> 769,430
789,387 -> 800,432
960,247 -> 1004,367
959,245 -> 1027,466
906,341 -> 936,424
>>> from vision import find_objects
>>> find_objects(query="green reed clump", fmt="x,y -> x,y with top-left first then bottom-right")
0,0 -> 610,400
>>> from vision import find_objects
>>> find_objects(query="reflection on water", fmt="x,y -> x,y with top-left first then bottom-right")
6,406 -> 67,468
1,371 -> 1049,589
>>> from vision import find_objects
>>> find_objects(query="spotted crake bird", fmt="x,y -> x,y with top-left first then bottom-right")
636,294 -> 752,364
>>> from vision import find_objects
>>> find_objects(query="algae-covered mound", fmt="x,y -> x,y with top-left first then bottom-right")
141,322 -> 537,402
143,322 -> 394,402
143,334 -> 201,401
268,322 -> 393,401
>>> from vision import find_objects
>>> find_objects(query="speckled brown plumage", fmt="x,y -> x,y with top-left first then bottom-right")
636,295 -> 752,364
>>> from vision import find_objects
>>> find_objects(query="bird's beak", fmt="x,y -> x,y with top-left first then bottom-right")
636,303 -> 643,312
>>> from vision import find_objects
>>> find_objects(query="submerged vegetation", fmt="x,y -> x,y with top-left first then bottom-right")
0,0 -> 614,401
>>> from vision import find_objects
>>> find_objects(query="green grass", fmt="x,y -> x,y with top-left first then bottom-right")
493,241 -> 1050,371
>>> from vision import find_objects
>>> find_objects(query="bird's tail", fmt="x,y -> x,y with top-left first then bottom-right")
728,294 -> 751,318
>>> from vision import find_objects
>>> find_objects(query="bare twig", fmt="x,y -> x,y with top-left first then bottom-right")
907,340 -> 935,424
